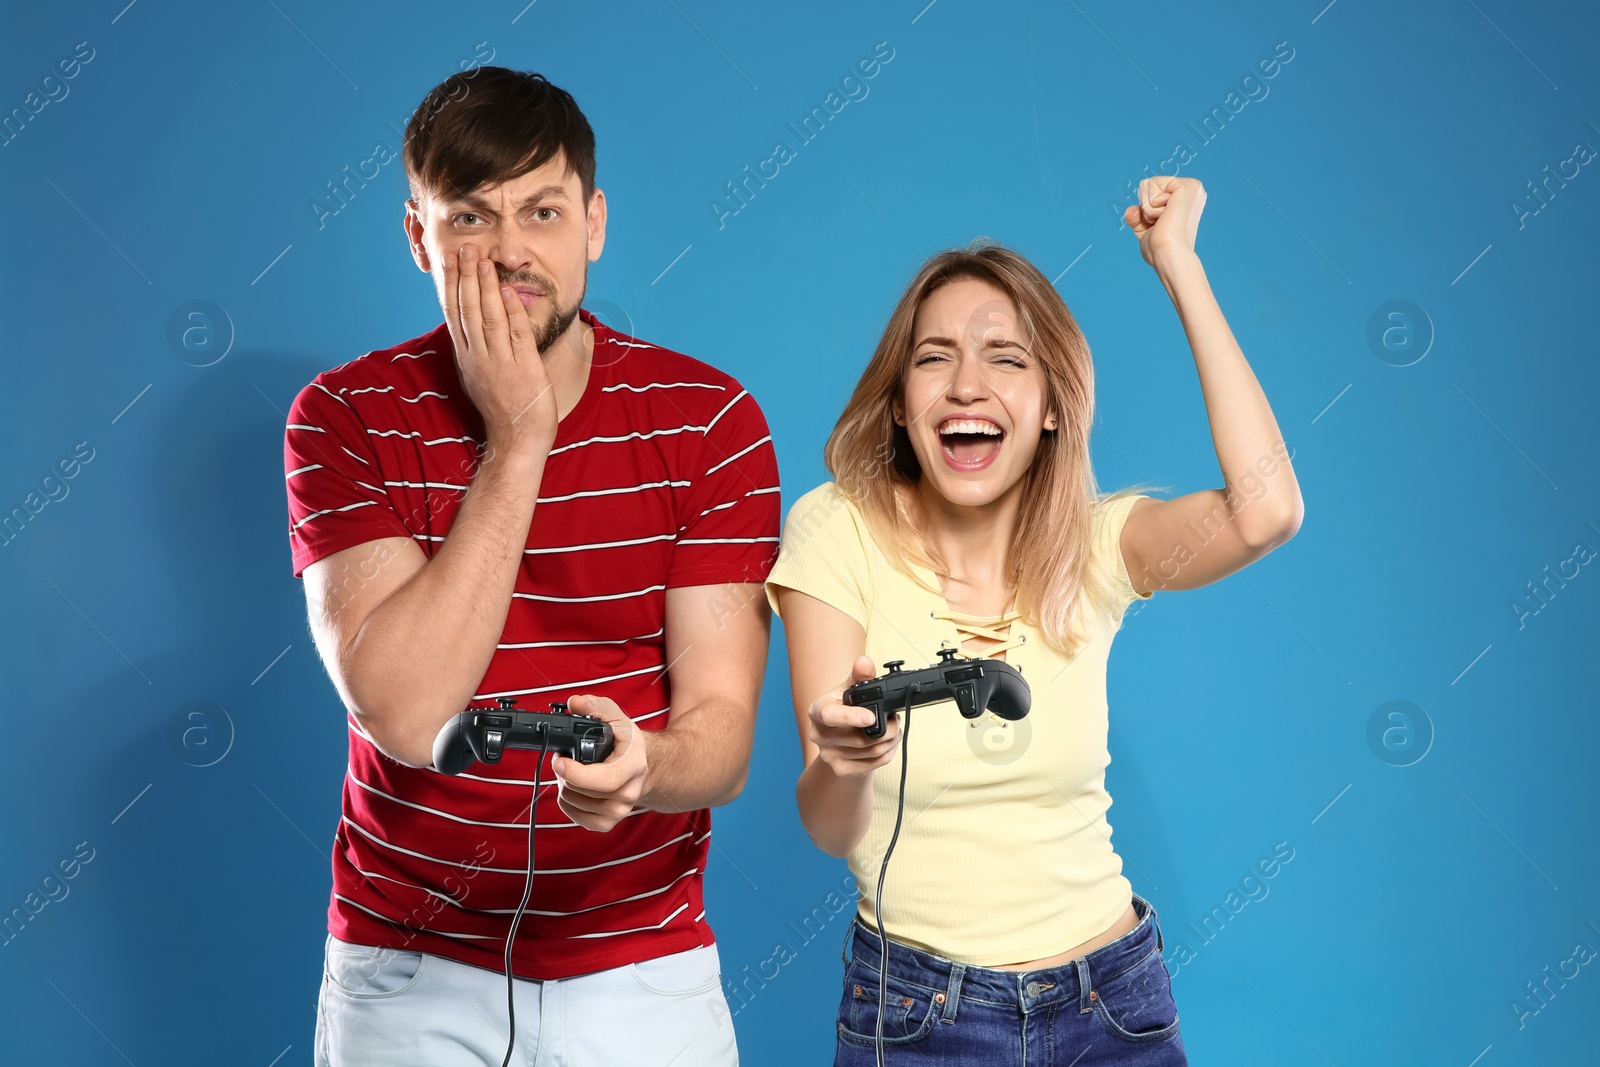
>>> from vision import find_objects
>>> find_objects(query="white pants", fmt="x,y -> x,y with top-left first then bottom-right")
314,934 -> 741,1066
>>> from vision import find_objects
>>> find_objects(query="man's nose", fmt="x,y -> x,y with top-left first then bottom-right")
478,225 -> 533,279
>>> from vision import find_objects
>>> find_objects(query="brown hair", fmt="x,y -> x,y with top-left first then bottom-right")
403,67 -> 597,211
824,239 -> 1164,658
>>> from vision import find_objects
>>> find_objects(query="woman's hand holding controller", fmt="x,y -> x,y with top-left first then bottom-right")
807,655 -> 902,778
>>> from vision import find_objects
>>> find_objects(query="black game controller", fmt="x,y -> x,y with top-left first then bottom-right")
433,697 -> 615,775
844,648 -> 1032,739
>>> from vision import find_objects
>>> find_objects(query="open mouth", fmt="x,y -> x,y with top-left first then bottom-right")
937,417 -> 1005,468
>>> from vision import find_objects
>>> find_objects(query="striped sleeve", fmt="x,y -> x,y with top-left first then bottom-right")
666,385 -> 781,588
284,377 -> 413,578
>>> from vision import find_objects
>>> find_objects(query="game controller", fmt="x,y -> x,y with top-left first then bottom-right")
433,697 -> 615,775
843,648 -> 1032,739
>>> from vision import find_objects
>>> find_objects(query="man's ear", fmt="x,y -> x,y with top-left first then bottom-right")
586,187 -> 607,262
404,198 -> 431,273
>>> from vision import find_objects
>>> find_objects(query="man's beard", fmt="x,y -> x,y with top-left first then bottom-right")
531,262 -> 587,355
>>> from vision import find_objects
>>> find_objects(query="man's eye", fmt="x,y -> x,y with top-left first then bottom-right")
534,208 -> 558,222
455,213 -> 481,226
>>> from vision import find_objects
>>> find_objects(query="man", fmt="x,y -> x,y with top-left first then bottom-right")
284,67 -> 779,1065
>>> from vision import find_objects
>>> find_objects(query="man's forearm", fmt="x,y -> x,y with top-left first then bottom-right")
637,698 -> 756,813
345,447 -> 546,767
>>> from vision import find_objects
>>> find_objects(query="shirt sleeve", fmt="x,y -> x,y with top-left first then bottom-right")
763,482 -> 872,630
1092,492 -> 1154,612
666,385 -> 781,588
284,377 -> 413,579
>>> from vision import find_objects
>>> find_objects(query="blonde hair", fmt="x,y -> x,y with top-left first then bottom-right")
824,240 -> 1164,659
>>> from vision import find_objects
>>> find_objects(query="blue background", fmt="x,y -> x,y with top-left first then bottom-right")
3,0 -> 1597,1064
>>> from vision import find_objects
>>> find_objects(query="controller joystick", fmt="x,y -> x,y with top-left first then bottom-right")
843,652 -> 1031,739
433,696 -> 615,775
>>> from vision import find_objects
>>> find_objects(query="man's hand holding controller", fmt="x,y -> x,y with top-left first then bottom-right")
553,694 -> 650,833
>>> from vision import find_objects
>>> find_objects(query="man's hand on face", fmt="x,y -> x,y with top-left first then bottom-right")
439,242 -> 561,460
551,695 -> 650,832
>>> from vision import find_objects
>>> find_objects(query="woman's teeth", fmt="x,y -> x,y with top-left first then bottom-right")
938,419 -> 1002,436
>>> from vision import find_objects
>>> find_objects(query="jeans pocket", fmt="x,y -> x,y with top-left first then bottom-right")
837,963 -> 938,1048
324,937 -> 427,1000
628,945 -> 723,997
1090,947 -> 1181,1042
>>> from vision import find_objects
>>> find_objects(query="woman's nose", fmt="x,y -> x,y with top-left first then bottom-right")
947,356 -> 987,400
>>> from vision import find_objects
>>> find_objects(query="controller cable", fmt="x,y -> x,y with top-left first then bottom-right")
873,683 -> 918,1067
499,730 -> 551,1067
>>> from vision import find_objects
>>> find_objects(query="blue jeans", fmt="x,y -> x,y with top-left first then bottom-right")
834,893 -> 1186,1065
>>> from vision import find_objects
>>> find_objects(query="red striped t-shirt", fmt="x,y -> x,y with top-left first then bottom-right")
282,307 -> 780,979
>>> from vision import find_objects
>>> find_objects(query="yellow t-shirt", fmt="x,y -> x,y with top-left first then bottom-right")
764,481 -> 1153,966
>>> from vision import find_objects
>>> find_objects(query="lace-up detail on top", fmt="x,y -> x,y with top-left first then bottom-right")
931,607 -> 1027,660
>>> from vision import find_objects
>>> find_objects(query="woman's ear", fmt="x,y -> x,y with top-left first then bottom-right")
1043,411 -> 1058,431
892,397 -> 905,427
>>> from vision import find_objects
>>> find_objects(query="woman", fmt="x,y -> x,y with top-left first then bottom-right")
764,176 -> 1303,1064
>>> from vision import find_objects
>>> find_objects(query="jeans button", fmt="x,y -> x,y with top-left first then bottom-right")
1025,981 -> 1041,997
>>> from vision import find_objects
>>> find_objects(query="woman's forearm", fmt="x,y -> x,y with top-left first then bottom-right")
1154,250 -> 1304,543
797,756 -> 876,858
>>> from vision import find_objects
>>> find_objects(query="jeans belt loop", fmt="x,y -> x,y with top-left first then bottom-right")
1144,897 -> 1163,954
1075,956 -> 1094,1014
941,962 -> 965,1023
